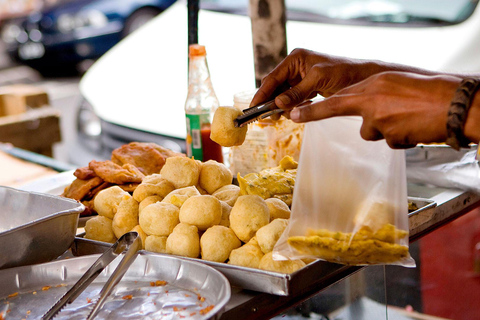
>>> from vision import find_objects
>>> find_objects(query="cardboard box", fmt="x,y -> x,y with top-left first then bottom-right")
0,107 -> 61,157
0,84 -> 49,117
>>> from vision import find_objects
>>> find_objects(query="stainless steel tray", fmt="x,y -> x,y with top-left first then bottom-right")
72,196 -> 436,297
0,251 -> 230,319
407,196 -> 437,230
0,186 -> 84,270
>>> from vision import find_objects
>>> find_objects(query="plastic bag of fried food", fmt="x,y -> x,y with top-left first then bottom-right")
273,117 -> 415,267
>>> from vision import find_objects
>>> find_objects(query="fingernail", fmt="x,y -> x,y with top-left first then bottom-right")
290,108 -> 300,121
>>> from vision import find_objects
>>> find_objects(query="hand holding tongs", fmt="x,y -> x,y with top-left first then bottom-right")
234,99 -> 283,128
42,231 -> 142,320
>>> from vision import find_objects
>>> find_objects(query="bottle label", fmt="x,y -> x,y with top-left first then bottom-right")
186,113 -> 209,161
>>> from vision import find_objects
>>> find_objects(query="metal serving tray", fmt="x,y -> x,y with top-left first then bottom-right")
0,186 -> 85,270
72,197 -> 436,296
0,251 -> 230,319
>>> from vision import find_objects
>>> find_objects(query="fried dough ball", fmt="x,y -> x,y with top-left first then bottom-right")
228,239 -> 264,269
198,160 -> 233,194
166,223 -> 200,258
139,202 -> 179,236
84,216 -> 116,243
145,235 -> 168,253
230,195 -> 270,242
161,186 -> 201,208
112,195 -> 139,239
200,226 -> 241,262
132,174 -> 175,202
256,219 -> 289,254
266,198 -> 291,221
179,195 -> 222,231
160,156 -> 201,189
258,252 -> 306,274
211,106 -> 248,147
139,195 -> 163,213
219,201 -> 232,227
94,186 -> 130,219
211,184 -> 240,207
195,184 -> 209,195
131,225 -> 148,249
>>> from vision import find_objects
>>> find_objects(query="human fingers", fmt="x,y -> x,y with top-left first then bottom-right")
289,93 -> 363,123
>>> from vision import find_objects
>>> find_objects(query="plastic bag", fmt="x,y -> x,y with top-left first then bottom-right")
406,147 -> 480,193
273,117 -> 415,267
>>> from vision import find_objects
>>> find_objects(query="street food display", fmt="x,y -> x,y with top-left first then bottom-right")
60,142 -> 307,273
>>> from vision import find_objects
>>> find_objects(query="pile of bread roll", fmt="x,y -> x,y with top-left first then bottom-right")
84,156 -> 306,273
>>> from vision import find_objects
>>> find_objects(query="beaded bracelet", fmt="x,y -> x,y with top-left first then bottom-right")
446,78 -> 480,150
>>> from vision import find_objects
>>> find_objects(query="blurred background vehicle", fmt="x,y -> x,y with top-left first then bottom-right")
76,0 -> 480,164
1,0 -> 177,76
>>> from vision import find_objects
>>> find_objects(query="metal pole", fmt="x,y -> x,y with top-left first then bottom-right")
249,0 -> 287,87
187,0 -> 199,46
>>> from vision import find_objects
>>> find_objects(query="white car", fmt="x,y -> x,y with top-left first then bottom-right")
76,0 -> 480,161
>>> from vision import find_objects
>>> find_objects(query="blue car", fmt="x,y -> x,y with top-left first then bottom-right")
1,0 -> 176,75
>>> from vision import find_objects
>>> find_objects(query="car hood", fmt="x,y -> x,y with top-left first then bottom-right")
80,1 -> 480,139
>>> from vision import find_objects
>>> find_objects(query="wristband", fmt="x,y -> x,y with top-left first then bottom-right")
446,78 -> 480,150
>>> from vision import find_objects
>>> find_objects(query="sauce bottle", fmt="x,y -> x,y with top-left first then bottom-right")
184,44 -> 223,163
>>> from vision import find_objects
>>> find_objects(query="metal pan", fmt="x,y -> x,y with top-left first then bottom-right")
73,197 -> 436,296
0,186 -> 85,269
0,251 -> 230,319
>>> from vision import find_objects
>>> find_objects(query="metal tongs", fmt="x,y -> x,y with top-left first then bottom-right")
234,99 -> 284,128
42,231 -> 142,320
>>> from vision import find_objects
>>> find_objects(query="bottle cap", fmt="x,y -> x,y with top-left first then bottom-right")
189,44 -> 206,57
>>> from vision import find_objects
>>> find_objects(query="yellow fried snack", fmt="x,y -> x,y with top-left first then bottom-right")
166,223 -> 200,258
160,156 -> 202,189
132,174 -> 175,202
256,218 -> 289,254
200,225 -> 241,262
288,224 -> 409,265
161,186 -> 201,208
230,195 -> 270,242
195,184 -> 209,195
210,106 -> 248,147
112,195 -> 139,239
265,198 -> 291,221
211,184 -> 240,207
131,225 -> 148,249
259,252 -> 306,274
139,195 -> 163,213
179,195 -> 222,231
84,215 -> 116,243
218,201 -> 232,227
145,235 -> 168,254
228,239 -> 264,268
94,186 -> 130,219
139,202 -> 179,236
237,156 -> 297,205
199,160 -> 233,194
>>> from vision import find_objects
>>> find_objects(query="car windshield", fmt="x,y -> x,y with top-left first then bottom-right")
200,0 -> 479,26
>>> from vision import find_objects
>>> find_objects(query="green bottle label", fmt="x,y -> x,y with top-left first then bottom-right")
186,113 -> 209,161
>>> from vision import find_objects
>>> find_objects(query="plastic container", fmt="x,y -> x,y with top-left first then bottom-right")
229,91 -> 304,176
